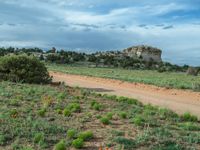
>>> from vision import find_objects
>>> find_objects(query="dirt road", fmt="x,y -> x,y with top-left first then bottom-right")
51,71 -> 200,117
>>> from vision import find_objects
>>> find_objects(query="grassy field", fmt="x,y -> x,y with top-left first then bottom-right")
0,81 -> 200,150
48,64 -> 200,91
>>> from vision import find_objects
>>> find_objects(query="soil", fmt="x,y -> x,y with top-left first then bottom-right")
51,71 -> 200,117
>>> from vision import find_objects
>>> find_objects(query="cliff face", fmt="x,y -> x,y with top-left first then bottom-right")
123,45 -> 162,62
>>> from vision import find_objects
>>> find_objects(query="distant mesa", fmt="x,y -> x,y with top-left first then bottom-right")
123,45 -> 162,62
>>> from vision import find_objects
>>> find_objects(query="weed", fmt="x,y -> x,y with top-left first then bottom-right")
67,129 -> 77,139
37,108 -> 46,117
132,115 -> 145,126
57,92 -> 67,101
100,117 -> 110,125
119,111 -> 127,119
106,112 -> 114,119
181,112 -> 198,122
91,101 -> 102,111
72,138 -> 84,149
78,131 -> 93,141
63,108 -> 71,117
54,140 -> 66,150
113,137 -> 135,149
33,133 -> 44,143
67,103 -> 81,113
56,108 -> 63,114
179,122 -> 200,131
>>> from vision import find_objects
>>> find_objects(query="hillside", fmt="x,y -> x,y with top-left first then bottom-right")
0,82 -> 200,150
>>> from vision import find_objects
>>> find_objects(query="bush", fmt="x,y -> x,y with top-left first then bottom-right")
37,108 -> 46,117
119,112 -> 127,119
106,112 -> 114,119
100,117 -> 110,125
67,103 -> 81,113
78,131 -> 93,141
72,138 -> 84,149
54,140 -> 66,150
63,108 -> 71,117
33,133 -> 44,143
67,129 -> 77,139
90,101 -> 102,111
132,115 -> 145,126
0,55 -> 51,84
181,112 -> 198,122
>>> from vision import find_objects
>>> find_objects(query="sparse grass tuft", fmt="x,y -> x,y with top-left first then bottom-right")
181,112 -> 198,122
72,138 -> 84,149
78,131 -> 93,141
100,117 -> 110,125
67,129 -> 77,139
54,140 -> 66,150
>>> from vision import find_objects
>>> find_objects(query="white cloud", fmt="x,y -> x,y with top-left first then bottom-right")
0,0 -> 200,65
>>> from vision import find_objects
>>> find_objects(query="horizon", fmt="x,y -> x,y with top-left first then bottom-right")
0,0 -> 200,66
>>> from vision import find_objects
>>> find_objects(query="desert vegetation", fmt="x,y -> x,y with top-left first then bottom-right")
0,81 -> 200,150
0,47 -> 195,72
0,55 -> 51,84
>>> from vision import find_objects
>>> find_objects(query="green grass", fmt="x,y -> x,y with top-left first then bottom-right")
48,64 -> 200,90
0,81 -> 200,149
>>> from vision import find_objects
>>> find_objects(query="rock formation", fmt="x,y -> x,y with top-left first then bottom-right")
123,45 -> 162,62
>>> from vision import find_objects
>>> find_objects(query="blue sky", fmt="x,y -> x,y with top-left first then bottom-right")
0,0 -> 200,65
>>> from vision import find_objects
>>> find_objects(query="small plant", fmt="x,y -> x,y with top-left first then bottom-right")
67,129 -> 77,139
34,133 -> 44,144
119,112 -> 127,119
67,103 -> 81,113
9,109 -> 18,118
72,138 -> 84,149
78,131 -> 93,141
37,108 -> 46,117
132,115 -> 145,126
63,108 -> 71,117
56,108 -> 63,114
106,112 -> 114,119
100,117 -> 110,125
181,112 -> 198,122
90,101 -> 102,111
57,92 -> 67,101
179,122 -> 200,131
54,140 -> 66,150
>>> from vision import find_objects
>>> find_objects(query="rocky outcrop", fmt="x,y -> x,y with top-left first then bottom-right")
186,67 -> 200,76
123,45 -> 162,62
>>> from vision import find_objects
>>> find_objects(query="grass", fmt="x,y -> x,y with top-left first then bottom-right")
0,81 -> 200,149
48,64 -> 200,90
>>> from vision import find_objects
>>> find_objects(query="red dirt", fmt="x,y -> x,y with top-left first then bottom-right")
50,71 -> 200,117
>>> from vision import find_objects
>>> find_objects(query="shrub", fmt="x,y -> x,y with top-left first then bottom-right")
33,133 -> 44,143
179,122 -> 200,131
56,109 -> 63,114
78,131 -> 93,141
67,103 -> 81,113
54,140 -> 66,150
132,115 -> 145,126
181,112 -> 198,122
192,83 -> 200,91
100,117 -> 110,125
67,129 -> 77,139
119,112 -> 127,119
72,138 -> 84,149
90,101 -> 102,111
63,108 -> 71,117
37,108 -> 46,117
106,112 -> 114,119
0,55 -> 51,84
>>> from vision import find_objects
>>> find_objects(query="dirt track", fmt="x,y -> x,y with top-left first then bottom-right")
51,71 -> 200,117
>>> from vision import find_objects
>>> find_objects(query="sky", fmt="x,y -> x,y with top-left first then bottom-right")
0,0 -> 200,66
